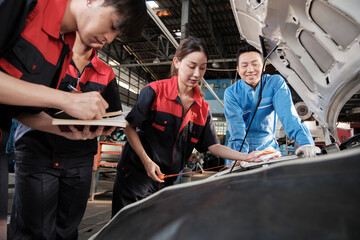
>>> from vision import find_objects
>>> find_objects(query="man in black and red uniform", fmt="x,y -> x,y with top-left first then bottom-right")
0,0 -> 146,238
0,0 -> 147,143
11,33 -> 122,239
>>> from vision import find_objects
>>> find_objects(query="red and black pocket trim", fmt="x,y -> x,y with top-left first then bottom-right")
152,122 -> 165,131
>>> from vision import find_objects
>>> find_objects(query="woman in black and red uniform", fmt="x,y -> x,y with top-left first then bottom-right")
112,36 -> 262,216
10,33 -> 122,239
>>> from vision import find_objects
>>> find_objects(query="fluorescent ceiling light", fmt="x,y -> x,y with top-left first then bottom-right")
147,1 -> 159,9
108,59 -> 119,65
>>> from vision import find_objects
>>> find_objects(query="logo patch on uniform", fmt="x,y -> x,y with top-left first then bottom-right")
152,122 -> 165,131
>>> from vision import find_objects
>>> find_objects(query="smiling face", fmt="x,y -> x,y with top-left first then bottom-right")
174,51 -> 207,90
76,1 -> 121,50
237,51 -> 264,89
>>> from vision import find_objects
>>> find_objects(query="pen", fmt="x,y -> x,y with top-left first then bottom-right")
68,84 -> 79,91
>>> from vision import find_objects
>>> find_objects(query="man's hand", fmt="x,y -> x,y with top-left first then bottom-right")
60,126 -> 117,140
62,91 -> 108,120
295,145 -> 321,158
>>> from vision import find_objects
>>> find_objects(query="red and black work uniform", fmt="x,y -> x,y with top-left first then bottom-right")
0,1 -> 74,237
0,0 -> 74,149
10,50 -> 122,240
112,75 -> 219,216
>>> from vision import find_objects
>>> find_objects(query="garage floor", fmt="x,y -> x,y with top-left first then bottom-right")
7,170 -> 217,240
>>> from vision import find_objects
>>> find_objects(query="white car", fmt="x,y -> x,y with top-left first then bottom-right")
231,0 -> 360,146
91,1 -> 360,239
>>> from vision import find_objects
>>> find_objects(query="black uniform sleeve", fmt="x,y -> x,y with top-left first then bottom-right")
195,111 -> 220,153
125,86 -> 156,128
102,77 -> 122,112
0,0 -> 37,57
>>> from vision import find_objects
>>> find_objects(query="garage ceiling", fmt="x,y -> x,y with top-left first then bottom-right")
99,0 -> 359,124
100,0 -> 242,82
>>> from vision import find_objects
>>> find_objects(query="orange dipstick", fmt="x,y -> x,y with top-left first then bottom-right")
157,174 -> 165,180
157,156 -> 261,180
157,160 -> 252,179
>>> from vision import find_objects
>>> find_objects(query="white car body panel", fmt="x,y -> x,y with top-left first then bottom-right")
230,0 -> 360,143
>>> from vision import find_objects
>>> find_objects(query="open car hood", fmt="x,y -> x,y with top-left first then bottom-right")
90,148 -> 360,240
230,0 -> 360,143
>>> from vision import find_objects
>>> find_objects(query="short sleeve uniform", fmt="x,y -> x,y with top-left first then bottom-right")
124,75 -> 219,175
10,50 -> 122,239
14,50 -> 122,169
112,76 -> 219,215
0,0 -> 75,130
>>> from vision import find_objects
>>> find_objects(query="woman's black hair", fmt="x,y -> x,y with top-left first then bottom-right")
170,36 -> 208,76
103,0 -> 147,39
170,36 -> 208,97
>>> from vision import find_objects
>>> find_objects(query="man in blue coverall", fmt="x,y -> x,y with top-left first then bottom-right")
224,44 -> 320,161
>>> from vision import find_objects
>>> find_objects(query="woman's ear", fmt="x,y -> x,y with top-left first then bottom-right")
173,57 -> 180,69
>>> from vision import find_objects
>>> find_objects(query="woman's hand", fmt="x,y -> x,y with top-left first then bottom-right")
125,122 -> 165,183
142,158 -> 165,183
243,151 -> 262,162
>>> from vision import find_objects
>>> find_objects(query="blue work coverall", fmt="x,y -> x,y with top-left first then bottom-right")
224,74 -> 314,163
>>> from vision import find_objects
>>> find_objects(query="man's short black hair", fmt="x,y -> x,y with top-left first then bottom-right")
104,0 -> 147,39
236,43 -> 263,66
